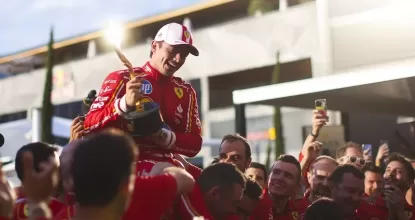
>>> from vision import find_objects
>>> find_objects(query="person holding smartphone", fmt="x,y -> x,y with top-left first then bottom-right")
357,153 -> 415,220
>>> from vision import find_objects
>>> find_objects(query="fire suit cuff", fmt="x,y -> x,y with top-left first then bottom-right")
114,95 -> 130,117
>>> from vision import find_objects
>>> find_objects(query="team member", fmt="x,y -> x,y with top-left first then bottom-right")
13,143 -> 64,220
84,22 -> 202,169
177,163 -> 246,220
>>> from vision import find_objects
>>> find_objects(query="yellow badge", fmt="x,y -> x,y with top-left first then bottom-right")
291,211 -> 299,220
174,87 -> 183,99
24,204 -> 29,216
136,97 -> 153,112
184,31 -> 190,39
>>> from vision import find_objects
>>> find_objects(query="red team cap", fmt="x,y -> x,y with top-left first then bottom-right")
154,23 -> 199,56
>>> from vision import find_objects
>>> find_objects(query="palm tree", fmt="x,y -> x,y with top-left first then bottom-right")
41,27 -> 54,143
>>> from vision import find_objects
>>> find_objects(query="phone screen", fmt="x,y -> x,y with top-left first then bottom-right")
362,144 -> 373,156
315,99 -> 327,111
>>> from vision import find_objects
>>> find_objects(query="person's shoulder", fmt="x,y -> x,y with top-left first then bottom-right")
171,77 -> 193,89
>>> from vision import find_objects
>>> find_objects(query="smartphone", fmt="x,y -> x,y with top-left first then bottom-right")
315,99 -> 327,111
362,144 -> 373,156
380,140 -> 389,150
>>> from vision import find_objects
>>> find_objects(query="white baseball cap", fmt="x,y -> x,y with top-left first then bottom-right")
154,23 -> 199,56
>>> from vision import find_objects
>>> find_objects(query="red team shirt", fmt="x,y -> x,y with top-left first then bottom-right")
357,196 -> 415,220
13,198 -> 66,220
123,163 -> 178,220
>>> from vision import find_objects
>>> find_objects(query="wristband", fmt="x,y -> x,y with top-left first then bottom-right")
310,132 -> 319,138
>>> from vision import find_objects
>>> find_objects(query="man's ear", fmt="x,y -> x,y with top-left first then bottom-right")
206,186 -> 221,200
246,157 -> 252,170
151,41 -> 158,54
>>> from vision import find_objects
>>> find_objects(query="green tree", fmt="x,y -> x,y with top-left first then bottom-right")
265,51 -> 285,168
41,27 -> 55,143
248,0 -> 278,16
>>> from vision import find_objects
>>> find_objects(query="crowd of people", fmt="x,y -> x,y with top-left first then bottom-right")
0,22 -> 414,220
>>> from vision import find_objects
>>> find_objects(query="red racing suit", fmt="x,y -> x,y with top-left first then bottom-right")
84,62 -> 202,161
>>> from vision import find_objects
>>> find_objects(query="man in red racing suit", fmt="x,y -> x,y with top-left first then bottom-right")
84,22 -> 202,168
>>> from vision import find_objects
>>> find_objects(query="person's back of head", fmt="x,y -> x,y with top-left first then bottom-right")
304,197 -> 344,220
197,163 -> 246,218
72,129 -> 137,215
236,178 -> 262,218
15,142 -> 58,181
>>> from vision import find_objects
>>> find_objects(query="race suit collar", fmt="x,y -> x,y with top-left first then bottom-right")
143,62 -> 171,81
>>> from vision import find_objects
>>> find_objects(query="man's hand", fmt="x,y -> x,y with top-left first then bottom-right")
69,116 -> 84,142
375,144 -> 389,166
385,185 -> 406,214
312,110 -> 328,135
22,152 -> 59,203
303,141 -> 323,162
125,76 -> 145,109
0,162 -> 16,218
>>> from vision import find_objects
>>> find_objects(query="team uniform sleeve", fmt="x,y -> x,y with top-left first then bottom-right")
167,87 -> 202,157
84,71 -> 130,134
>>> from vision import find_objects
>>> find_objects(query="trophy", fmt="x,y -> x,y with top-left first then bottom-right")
114,45 -> 164,137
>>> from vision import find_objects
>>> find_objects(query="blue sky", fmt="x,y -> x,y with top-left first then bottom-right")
0,0 -> 207,56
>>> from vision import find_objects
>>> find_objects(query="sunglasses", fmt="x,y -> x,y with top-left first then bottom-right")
338,156 -> 366,167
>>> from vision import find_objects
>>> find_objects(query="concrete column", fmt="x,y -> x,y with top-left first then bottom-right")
31,108 -> 42,142
314,0 -> 333,77
200,76 -> 211,139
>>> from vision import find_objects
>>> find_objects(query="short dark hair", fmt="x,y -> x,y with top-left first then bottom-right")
329,164 -> 364,184
243,178 -> 262,201
197,163 -> 246,193
15,142 -> 57,181
385,153 -> 415,182
304,197 -> 344,220
72,129 -> 137,207
335,141 -> 362,159
362,164 -> 384,175
220,133 -> 251,159
272,154 -> 301,182
249,162 -> 268,180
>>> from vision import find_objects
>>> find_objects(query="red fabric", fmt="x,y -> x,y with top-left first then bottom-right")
356,196 -> 415,220
177,185 -> 214,220
52,193 -> 76,220
271,198 -> 308,220
122,174 -> 178,220
84,62 -> 202,157
0,217 -> 9,220
13,198 -> 65,220
298,152 -> 310,189
186,162 -> 202,180
248,189 -> 273,220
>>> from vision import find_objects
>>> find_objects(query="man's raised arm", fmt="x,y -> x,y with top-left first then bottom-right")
83,71 -> 129,134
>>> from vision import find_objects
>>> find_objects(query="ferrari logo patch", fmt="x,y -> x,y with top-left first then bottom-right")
184,31 -> 190,39
291,211 -> 299,220
24,204 -> 29,216
174,87 -> 183,99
